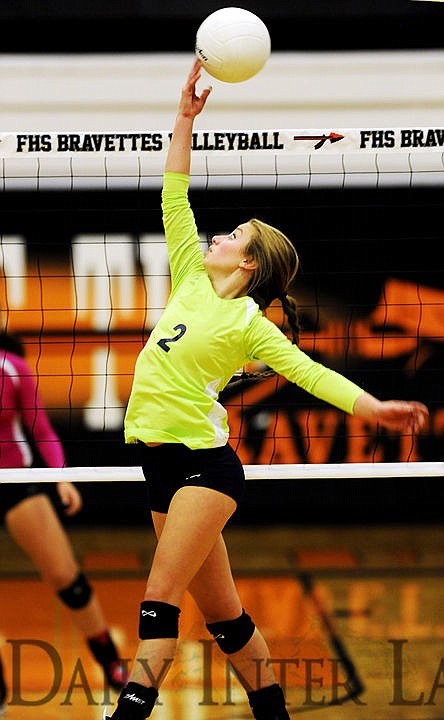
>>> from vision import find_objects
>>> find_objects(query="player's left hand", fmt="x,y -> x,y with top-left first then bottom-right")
373,400 -> 429,434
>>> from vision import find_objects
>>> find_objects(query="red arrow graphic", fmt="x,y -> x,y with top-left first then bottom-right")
293,132 -> 345,150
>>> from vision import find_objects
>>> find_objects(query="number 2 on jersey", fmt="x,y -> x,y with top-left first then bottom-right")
157,324 -> 187,353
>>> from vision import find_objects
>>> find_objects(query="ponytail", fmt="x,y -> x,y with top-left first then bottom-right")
280,293 -> 300,345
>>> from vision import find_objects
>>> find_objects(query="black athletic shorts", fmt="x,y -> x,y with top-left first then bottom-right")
0,482 -> 61,524
137,442 -> 246,513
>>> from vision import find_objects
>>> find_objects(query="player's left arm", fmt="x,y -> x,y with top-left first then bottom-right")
246,314 -> 429,433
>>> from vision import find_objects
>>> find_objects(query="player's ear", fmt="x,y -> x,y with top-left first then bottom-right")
240,256 -> 257,271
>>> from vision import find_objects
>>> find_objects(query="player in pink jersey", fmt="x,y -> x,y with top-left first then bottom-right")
0,333 -> 128,713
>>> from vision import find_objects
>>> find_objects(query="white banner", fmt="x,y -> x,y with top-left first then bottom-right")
1,128 -> 444,157
1,128 -> 443,190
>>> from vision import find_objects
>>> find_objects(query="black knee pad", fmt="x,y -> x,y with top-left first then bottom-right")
206,609 -> 255,654
58,571 -> 92,609
139,601 -> 181,640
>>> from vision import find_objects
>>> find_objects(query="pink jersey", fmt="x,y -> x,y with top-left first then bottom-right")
0,350 -> 65,469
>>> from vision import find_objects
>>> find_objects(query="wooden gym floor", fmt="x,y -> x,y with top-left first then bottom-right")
1,523 -> 444,720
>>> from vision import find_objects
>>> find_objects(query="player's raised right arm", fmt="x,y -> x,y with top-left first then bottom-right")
165,59 -> 212,176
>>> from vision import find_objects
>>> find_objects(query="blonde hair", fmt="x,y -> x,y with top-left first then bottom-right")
245,218 -> 300,344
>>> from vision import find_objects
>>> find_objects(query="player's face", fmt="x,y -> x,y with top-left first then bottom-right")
204,222 -> 253,273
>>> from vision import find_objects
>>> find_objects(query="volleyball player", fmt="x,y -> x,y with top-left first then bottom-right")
107,60 -> 429,720
0,333 -> 128,713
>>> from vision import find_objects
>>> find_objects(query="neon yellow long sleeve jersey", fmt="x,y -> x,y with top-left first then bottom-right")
124,172 -> 364,450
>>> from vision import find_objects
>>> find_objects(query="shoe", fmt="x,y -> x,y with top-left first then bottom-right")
104,660 -> 129,691
0,704 -> 6,718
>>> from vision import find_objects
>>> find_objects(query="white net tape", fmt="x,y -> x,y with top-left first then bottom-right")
0,462 -> 442,483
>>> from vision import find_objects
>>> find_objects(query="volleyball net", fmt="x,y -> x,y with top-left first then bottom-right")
0,127 -> 443,507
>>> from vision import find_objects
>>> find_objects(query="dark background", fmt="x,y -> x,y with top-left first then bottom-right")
0,0 -> 443,52
1,184 -> 442,527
